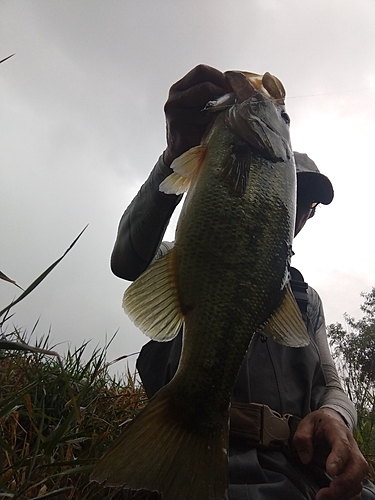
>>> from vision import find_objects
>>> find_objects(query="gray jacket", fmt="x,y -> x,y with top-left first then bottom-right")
115,156 -> 356,431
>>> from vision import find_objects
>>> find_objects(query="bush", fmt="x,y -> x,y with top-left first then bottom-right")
328,287 -> 375,480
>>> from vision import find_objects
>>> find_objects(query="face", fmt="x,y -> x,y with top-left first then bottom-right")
294,189 -> 319,236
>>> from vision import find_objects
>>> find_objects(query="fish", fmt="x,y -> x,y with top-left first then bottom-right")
91,70 -> 309,500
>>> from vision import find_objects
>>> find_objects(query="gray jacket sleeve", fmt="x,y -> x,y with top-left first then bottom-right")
308,286 -> 357,431
111,156 -> 182,281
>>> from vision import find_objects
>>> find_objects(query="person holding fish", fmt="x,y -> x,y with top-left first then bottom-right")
92,65 -> 375,500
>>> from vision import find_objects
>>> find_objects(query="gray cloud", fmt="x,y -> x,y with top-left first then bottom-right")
1,0 -> 374,372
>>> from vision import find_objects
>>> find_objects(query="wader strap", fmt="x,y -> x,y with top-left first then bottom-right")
230,402 -> 301,450
290,267 -> 308,324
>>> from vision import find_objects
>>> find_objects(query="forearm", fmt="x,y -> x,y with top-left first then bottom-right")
313,309 -> 356,430
307,286 -> 357,431
111,156 -> 182,281
320,385 -> 357,435
321,345 -> 357,432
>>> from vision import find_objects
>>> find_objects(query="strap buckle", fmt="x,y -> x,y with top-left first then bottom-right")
260,404 -> 291,448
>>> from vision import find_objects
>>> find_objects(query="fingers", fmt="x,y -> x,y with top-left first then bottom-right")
165,66 -> 230,116
294,409 -> 369,500
170,64 -> 230,93
293,412 -> 315,464
325,433 -> 352,476
167,65 -> 230,112
318,410 -> 367,479
316,472 -> 364,500
163,65 -> 231,165
320,439 -> 369,500
165,95 -> 215,127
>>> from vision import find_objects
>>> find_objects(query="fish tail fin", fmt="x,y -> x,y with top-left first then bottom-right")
91,385 -> 229,500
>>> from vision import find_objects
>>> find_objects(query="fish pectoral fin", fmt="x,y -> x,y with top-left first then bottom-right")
261,284 -> 310,347
122,249 -> 183,341
222,141 -> 252,196
159,145 -> 206,194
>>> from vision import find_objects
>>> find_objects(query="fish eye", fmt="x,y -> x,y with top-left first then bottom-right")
281,111 -> 290,125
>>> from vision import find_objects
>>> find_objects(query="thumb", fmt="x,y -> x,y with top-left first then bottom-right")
293,420 -> 315,464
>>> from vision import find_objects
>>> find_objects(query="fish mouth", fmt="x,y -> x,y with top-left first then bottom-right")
223,71 -> 292,163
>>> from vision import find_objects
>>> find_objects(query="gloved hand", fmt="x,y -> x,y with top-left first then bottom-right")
163,64 -> 232,167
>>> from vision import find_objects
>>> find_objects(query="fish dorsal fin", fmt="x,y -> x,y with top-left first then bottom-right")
159,145 -> 206,195
122,249 -> 183,341
262,283 -> 310,347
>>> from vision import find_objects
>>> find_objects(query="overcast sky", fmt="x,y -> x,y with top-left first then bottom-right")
1,0 -> 374,374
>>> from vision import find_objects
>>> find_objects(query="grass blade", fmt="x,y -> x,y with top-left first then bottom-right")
0,340 -> 59,357
0,271 -> 23,290
0,225 -> 88,320
0,54 -> 15,64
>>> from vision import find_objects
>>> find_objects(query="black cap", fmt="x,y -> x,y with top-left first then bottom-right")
294,152 -> 334,205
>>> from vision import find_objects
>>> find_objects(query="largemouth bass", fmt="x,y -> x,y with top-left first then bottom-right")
92,71 -> 309,500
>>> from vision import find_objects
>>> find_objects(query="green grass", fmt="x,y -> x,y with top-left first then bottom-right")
0,231 -> 373,496
0,330 -> 150,499
0,229 -> 160,498
1,329 -> 373,500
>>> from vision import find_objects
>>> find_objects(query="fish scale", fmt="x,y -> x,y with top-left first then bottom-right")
175,141 -> 291,408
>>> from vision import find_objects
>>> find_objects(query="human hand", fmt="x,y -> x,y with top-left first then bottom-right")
163,64 -> 232,167
293,407 -> 369,500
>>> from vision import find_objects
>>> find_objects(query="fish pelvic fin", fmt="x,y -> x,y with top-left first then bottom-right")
159,145 -> 207,195
262,284 -> 310,347
123,249 -> 183,341
91,385 -> 229,500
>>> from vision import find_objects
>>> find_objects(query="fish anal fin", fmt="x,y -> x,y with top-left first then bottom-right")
262,284 -> 310,347
123,250 -> 183,342
91,385 -> 229,500
159,145 -> 206,194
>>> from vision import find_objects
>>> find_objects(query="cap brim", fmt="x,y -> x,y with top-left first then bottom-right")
297,172 -> 334,205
